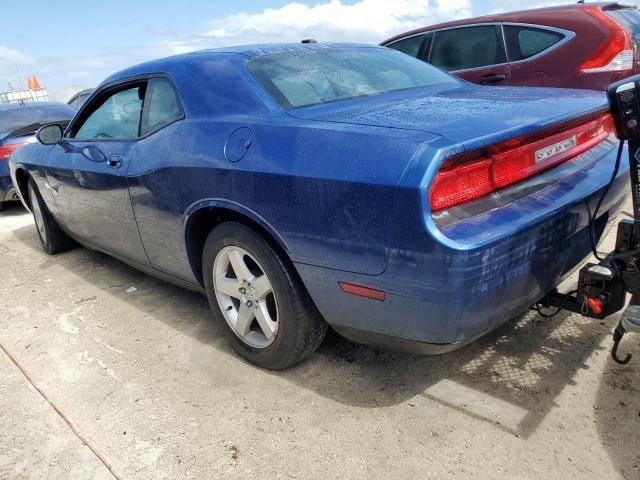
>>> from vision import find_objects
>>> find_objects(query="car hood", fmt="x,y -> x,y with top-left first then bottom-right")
288,84 -> 609,150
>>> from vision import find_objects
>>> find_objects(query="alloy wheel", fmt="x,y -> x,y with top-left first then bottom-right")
213,246 -> 279,348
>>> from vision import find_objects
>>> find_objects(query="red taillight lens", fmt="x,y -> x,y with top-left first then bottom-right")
492,114 -> 613,188
429,158 -> 493,212
0,143 -> 26,161
429,113 -> 614,212
579,7 -> 633,73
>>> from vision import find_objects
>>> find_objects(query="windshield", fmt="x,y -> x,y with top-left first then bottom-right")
248,47 -> 458,110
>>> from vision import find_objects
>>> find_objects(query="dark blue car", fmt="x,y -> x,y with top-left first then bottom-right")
0,102 -> 75,211
9,44 -> 629,369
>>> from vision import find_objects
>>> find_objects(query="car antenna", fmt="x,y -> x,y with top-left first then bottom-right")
301,39 -> 318,44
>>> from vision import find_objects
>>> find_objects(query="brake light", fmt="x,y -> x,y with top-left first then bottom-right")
430,113 -> 614,212
430,158 -> 493,212
0,143 -> 26,160
579,8 -> 633,73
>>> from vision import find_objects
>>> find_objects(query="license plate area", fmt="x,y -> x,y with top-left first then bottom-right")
535,135 -> 577,163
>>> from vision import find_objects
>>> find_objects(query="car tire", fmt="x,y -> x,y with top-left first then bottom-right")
27,178 -> 74,255
203,222 -> 327,370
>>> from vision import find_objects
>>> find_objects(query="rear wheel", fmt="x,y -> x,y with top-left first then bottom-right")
27,179 -> 74,255
203,222 -> 327,370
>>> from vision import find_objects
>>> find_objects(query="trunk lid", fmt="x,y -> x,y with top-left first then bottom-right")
288,84 -> 609,150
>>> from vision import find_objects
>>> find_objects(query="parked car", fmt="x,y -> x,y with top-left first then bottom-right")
382,2 -> 640,90
67,88 -> 94,109
10,44 -> 628,369
0,102 -> 75,211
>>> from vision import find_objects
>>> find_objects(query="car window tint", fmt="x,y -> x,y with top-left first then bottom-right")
503,25 -> 564,62
141,78 -> 183,135
73,85 -> 144,140
387,35 -> 426,58
430,26 -> 504,71
248,47 -> 457,110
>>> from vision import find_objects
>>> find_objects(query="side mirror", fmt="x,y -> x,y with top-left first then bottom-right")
36,124 -> 63,145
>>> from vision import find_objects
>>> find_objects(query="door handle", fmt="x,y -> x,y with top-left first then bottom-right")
108,154 -> 124,169
479,73 -> 506,85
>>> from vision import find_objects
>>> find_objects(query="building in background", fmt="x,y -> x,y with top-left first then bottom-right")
0,77 -> 48,104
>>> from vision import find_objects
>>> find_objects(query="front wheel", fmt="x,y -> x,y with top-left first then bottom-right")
203,222 -> 327,370
27,179 -> 74,255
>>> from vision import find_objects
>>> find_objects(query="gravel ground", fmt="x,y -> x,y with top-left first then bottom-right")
0,201 -> 638,480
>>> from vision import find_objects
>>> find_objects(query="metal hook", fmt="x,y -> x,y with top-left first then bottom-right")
612,325 -> 632,365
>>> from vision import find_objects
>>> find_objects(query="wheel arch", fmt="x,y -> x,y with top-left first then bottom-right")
184,200 -> 294,287
13,166 -> 33,210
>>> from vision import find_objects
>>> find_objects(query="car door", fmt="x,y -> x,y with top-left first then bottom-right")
427,24 -> 511,86
45,80 -> 149,265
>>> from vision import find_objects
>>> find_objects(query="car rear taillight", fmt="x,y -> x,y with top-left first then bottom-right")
579,7 -> 633,73
0,143 -> 26,161
430,113 -> 614,212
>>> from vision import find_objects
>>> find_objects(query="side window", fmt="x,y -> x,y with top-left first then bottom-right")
140,78 -> 183,136
429,25 -> 505,71
72,84 -> 145,140
387,34 -> 427,59
503,25 -> 564,62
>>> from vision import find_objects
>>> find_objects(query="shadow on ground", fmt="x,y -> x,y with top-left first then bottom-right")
595,343 -> 640,479
11,223 -> 640,469
0,203 -> 28,218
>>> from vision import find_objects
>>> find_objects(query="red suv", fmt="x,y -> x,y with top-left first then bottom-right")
381,2 -> 640,90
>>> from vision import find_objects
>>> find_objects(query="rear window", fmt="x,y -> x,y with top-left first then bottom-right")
248,47 -> 457,110
607,8 -> 640,51
0,104 -> 76,139
503,25 -> 564,62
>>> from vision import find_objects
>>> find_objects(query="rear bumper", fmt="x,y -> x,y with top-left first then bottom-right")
298,139 -> 629,352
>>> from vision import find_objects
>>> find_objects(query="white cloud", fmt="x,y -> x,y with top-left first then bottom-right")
201,0 -> 471,46
7,1 -> 473,99
0,45 -> 36,91
491,0 -> 572,13
491,0 -> 638,14
0,45 -> 35,66
52,84 -> 87,103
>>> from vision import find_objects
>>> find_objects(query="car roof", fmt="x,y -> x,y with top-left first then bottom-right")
196,42 -> 374,58
72,88 -> 94,97
102,42 -> 379,84
381,2 -> 625,44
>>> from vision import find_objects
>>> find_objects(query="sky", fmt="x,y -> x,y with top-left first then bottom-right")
0,0 -> 634,101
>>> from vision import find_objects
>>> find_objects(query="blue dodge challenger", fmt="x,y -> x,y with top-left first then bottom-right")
9,43 -> 629,369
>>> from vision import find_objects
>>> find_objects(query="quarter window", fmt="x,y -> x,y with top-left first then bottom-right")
140,78 -> 183,136
73,85 -> 145,140
429,25 -> 505,71
387,35 -> 427,58
503,25 -> 564,62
